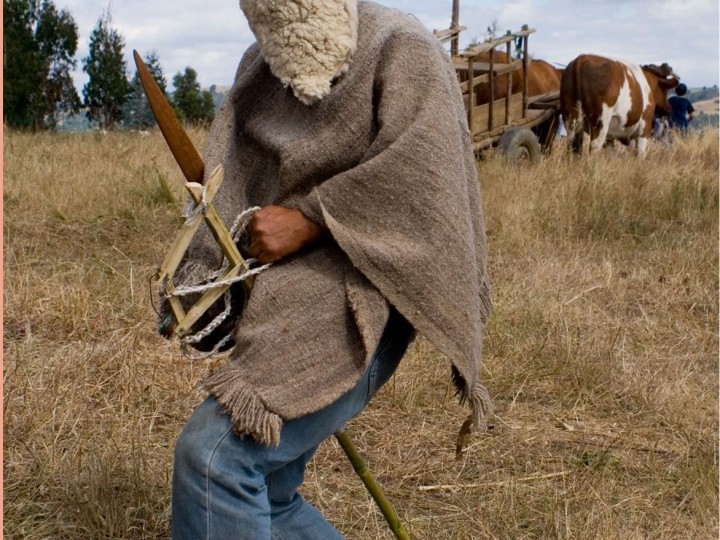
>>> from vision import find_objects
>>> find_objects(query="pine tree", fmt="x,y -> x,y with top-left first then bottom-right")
3,0 -> 80,130
172,67 -> 215,126
122,51 -> 167,129
82,9 -> 129,129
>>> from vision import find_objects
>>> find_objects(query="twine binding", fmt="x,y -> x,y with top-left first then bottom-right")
162,204 -> 272,360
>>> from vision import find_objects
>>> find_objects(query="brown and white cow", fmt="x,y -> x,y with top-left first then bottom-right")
560,54 -> 679,157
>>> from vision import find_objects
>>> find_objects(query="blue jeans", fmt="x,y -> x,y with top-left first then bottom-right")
172,308 -> 414,539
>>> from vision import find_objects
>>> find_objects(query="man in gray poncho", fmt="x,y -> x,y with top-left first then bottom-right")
170,0 -> 492,537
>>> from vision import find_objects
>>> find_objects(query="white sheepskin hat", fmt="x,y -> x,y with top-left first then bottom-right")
240,0 -> 358,105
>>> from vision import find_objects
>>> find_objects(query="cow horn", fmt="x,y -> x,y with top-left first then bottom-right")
659,62 -> 680,79
643,62 -> 678,79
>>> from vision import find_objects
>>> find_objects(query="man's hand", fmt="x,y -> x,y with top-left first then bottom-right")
247,206 -> 326,264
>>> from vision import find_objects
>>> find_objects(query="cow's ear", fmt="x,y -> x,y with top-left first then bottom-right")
659,77 -> 680,89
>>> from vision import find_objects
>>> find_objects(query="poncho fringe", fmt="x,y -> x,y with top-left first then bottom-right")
202,369 -> 283,446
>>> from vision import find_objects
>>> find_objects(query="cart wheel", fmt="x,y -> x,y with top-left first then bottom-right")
497,127 -> 542,165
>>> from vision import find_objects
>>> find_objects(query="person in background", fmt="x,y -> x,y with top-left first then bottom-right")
668,83 -> 695,133
652,114 -> 670,140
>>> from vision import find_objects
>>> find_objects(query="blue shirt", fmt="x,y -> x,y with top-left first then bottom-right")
668,96 -> 695,128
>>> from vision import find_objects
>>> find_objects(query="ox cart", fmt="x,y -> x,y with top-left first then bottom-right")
434,3 -> 561,163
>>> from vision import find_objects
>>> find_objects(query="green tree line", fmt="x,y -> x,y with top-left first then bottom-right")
685,86 -> 718,132
3,0 -> 216,131
687,85 -> 719,103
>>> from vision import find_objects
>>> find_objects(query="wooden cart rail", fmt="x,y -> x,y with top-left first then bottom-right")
455,59 -> 523,92
460,27 -> 534,58
435,10 -> 561,161
458,27 -> 538,144
435,25 -> 466,44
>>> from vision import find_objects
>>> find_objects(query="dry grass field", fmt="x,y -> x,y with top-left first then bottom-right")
693,99 -> 719,115
4,127 -> 718,539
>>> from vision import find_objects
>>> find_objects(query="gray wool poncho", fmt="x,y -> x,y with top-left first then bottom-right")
181,0 -> 492,446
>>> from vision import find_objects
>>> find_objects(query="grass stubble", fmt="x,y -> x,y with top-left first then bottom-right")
3,128 -> 718,539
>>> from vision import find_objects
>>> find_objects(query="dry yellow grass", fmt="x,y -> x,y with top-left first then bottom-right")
4,127 -> 718,539
693,99 -> 719,115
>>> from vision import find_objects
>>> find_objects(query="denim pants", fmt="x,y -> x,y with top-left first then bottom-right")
171,308 -> 414,539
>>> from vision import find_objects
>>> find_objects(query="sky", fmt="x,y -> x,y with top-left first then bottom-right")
57,0 -> 719,91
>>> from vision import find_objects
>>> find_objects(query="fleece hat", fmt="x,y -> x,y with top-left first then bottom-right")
239,0 -> 358,105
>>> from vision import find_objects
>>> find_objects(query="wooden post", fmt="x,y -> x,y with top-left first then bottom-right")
467,57 -> 475,134
488,47 -> 495,131
505,30 -> 512,126
335,431 -> 410,540
451,0 -> 460,57
522,24 -> 529,118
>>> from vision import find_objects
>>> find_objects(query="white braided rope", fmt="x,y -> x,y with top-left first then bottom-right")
171,263 -> 271,297
170,206 -> 270,360
229,206 -> 261,240
181,333 -> 236,360
180,289 -> 236,360
182,185 -> 209,226
182,289 -> 234,344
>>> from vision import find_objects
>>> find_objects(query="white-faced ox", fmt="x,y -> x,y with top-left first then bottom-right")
560,54 -> 679,157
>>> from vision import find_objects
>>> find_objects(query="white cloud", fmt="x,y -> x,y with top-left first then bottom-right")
462,0 -> 718,85
53,0 -> 719,90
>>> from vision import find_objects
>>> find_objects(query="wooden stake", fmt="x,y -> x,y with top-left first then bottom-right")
451,0 -> 460,57
335,431 -> 411,540
522,24 -> 529,118
505,31 -> 512,126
